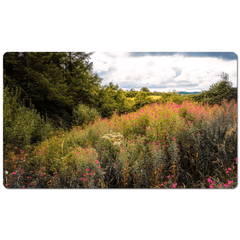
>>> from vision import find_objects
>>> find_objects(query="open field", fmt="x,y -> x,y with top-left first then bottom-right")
127,96 -> 162,101
149,95 -> 162,100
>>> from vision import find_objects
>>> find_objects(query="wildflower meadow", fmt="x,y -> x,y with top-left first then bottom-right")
4,98 -> 237,188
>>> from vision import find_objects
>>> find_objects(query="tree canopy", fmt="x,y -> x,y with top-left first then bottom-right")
3,52 -> 102,127
140,87 -> 150,92
192,72 -> 237,105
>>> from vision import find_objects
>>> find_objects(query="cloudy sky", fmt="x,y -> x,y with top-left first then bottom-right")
90,52 -> 237,92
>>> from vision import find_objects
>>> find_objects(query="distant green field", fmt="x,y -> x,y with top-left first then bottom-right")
149,96 -> 162,100
127,97 -> 135,101
127,96 -> 162,101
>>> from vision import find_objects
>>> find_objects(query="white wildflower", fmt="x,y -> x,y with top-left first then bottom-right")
102,135 -> 110,139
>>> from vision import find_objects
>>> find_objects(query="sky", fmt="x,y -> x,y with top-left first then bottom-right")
90,52 -> 237,92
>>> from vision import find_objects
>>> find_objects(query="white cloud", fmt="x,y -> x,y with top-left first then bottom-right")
91,53 -> 237,92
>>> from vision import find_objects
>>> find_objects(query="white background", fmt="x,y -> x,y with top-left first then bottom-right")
0,1 -> 239,240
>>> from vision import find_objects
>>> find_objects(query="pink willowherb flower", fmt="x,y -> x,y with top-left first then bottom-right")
226,171 -> 229,173
13,172 -> 16,175
209,185 -> 212,188
228,168 -> 231,170
172,184 -> 176,188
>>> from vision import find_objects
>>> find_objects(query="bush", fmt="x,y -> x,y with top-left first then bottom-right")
168,94 -> 185,105
73,103 -> 100,127
191,73 -> 237,106
134,92 -> 153,109
3,86 -> 55,149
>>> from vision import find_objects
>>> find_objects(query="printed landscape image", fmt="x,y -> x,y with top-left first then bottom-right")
3,52 -> 238,188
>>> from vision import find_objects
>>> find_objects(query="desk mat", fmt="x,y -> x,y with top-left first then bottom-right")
3,52 -> 238,188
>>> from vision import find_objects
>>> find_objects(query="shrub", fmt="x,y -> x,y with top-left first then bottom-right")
134,93 -> 154,109
3,86 -> 55,149
191,73 -> 237,106
73,103 -> 100,127
168,94 -> 185,105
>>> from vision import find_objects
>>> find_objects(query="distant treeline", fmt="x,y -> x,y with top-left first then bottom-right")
179,92 -> 201,95
124,90 -> 201,97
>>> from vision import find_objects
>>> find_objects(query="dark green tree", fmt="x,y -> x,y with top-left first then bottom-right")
140,87 -> 150,93
3,52 -> 102,127
95,82 -> 118,118
192,72 -> 237,105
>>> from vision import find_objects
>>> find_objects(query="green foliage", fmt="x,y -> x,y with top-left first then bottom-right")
114,89 -> 127,114
73,103 -> 100,127
3,86 -> 55,149
140,87 -> 150,93
3,52 -> 102,128
123,98 -> 135,112
134,92 -> 152,109
168,94 -> 185,105
192,72 -> 237,105
95,83 -> 128,117
125,90 -> 138,98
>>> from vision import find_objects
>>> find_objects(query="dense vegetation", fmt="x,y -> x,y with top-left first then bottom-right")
191,72 -> 237,105
3,52 -> 237,188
